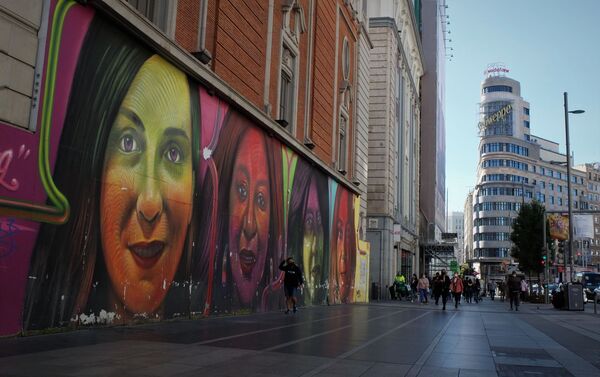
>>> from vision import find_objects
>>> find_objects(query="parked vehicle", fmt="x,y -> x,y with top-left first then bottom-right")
574,272 -> 600,303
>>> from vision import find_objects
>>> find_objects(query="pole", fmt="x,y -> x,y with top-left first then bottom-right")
564,92 -> 575,283
543,209 -> 549,304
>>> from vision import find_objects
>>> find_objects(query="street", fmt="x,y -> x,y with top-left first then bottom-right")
1,298 -> 600,377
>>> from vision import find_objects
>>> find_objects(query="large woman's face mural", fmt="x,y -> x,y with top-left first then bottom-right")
228,127 -> 270,305
302,178 -> 323,300
100,55 -> 193,314
335,189 -> 352,300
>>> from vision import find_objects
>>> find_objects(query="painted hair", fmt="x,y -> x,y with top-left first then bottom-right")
329,186 -> 356,304
286,158 -> 329,305
24,14 -> 200,330
203,109 -> 282,313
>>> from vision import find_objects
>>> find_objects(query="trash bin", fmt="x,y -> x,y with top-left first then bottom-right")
565,283 -> 584,311
371,282 -> 380,301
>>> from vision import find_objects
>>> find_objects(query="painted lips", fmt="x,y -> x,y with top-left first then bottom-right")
129,240 -> 165,268
239,249 -> 256,278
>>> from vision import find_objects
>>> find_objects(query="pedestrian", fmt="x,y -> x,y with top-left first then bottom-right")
279,257 -> 304,314
507,271 -> 521,311
498,281 -> 506,302
418,273 -> 430,304
520,278 -> 529,302
450,272 -> 464,309
440,269 -> 451,310
465,277 -> 474,303
432,272 -> 442,305
487,280 -> 495,300
474,278 -> 481,303
410,274 -> 419,301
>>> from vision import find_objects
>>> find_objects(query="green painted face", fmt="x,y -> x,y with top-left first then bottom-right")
100,55 -> 193,315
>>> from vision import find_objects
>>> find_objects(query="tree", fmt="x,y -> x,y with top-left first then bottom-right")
510,201 -> 545,276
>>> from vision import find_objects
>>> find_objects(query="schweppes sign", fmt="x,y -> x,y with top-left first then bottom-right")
478,103 -> 512,131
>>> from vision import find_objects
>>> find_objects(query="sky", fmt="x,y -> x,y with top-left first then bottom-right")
444,0 -> 600,214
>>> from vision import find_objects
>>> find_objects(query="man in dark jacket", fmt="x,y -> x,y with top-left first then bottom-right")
279,257 -> 304,314
507,271 -> 521,311
440,270 -> 451,310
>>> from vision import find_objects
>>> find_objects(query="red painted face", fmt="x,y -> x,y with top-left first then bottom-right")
335,189 -> 352,300
228,128 -> 270,305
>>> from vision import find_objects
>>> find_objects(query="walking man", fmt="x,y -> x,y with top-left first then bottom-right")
432,272 -> 442,305
279,257 -> 304,314
507,271 -> 520,311
440,270 -> 451,310
418,273 -> 430,304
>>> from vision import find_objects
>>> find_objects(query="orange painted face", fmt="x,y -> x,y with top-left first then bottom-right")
335,189 -> 352,300
228,128 -> 270,306
100,56 -> 193,314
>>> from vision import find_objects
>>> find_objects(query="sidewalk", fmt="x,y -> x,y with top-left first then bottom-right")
1,298 -> 600,376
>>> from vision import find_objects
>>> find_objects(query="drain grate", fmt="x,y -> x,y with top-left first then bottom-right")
496,364 -> 574,377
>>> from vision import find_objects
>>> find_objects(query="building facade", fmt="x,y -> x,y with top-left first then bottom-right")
463,191 -> 474,264
448,211 -> 464,263
575,163 -> 600,267
366,0 -> 423,292
0,0 -> 372,336
417,0 -> 447,245
473,67 -> 586,281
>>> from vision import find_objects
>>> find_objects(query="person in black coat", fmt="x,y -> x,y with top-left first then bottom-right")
279,257 -> 304,314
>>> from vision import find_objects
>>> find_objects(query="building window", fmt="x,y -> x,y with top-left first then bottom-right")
338,113 -> 348,174
550,183 -> 554,190
524,107 -> 530,115
278,45 -> 296,130
525,134 -> 530,141
483,85 -> 512,93
524,120 -> 530,128
551,196 -> 555,205
126,0 -> 177,37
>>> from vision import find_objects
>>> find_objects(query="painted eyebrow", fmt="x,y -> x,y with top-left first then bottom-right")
163,127 -> 190,141
119,108 -> 145,131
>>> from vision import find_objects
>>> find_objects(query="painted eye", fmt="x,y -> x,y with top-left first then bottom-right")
165,145 -> 182,163
120,135 -> 138,153
256,192 -> 266,210
237,182 -> 248,200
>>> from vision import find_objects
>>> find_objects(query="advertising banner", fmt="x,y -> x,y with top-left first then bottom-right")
547,213 -> 569,241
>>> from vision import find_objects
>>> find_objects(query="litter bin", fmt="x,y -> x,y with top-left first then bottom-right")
565,283 -> 584,311
371,282 -> 380,301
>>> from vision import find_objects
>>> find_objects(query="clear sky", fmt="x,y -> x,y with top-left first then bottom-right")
445,0 -> 600,214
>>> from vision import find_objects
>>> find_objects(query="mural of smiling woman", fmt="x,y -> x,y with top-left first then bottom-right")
207,110 -> 283,313
23,15 -> 200,329
100,55 -> 193,316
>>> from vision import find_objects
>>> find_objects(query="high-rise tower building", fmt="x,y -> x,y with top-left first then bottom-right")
472,66 -> 586,281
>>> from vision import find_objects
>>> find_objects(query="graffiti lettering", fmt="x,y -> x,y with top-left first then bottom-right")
0,145 -> 31,191
0,218 -> 18,258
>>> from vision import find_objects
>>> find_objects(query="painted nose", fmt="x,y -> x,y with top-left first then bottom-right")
242,199 -> 257,240
137,178 -> 162,223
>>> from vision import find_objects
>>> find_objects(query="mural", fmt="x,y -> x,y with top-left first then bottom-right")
0,0 -> 368,336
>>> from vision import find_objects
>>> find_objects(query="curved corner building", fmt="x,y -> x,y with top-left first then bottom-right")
472,68 -> 586,281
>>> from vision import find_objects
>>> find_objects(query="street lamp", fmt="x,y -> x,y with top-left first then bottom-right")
564,92 -> 584,282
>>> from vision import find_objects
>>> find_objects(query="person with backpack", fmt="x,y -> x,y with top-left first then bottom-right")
450,272 -> 464,309
279,257 -> 304,314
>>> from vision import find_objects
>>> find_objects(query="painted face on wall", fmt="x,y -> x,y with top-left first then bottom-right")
100,55 -> 193,315
228,127 -> 270,306
335,189 -> 352,300
302,178 -> 323,300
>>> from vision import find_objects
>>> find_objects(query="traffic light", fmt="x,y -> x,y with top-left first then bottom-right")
541,254 -> 547,266
557,240 -> 565,265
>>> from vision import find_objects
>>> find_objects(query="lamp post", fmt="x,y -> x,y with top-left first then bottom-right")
563,92 -> 584,282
